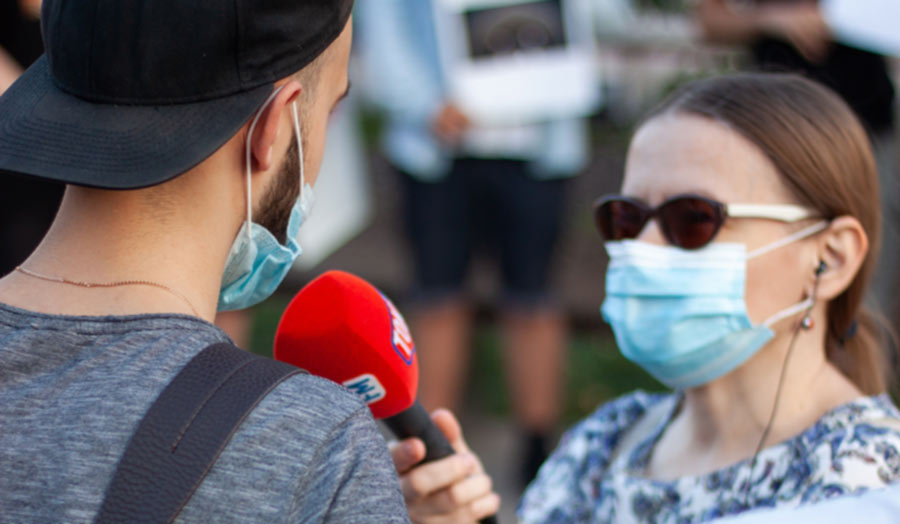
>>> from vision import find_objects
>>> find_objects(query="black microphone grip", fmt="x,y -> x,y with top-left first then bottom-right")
384,400 -> 499,524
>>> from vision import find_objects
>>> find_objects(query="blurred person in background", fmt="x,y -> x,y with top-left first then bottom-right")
356,0 -> 591,486
357,0 -> 587,488
696,0 -> 900,328
393,73 -> 900,523
0,0 -> 64,278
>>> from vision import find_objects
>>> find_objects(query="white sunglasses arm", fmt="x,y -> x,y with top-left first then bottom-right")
726,204 -> 818,222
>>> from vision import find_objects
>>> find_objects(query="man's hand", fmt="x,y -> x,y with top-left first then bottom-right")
759,4 -> 832,62
391,409 -> 501,524
431,104 -> 471,146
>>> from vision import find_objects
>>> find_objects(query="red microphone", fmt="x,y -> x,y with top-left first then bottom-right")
274,270 -> 418,419
274,271 -> 497,524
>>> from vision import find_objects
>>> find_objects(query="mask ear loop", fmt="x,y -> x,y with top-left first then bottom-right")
243,85 -> 286,244
747,221 -> 829,260
742,261 -> 824,508
290,101 -> 304,192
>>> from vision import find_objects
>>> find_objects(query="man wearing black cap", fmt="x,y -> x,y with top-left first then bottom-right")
0,1 -> 410,522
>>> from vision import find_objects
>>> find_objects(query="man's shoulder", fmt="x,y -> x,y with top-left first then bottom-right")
178,359 -> 408,523
261,368 -> 372,427
197,352 -> 380,465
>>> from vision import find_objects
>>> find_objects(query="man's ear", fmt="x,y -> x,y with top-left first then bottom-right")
814,216 -> 869,301
249,80 -> 303,172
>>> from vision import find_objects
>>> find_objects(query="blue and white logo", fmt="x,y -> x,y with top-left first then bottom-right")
342,373 -> 387,405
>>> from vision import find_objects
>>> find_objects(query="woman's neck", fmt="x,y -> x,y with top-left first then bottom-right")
645,324 -> 864,480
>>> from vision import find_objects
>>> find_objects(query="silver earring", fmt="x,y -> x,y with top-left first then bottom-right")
801,315 -> 814,330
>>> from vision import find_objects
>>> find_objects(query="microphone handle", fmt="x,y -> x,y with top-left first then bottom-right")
384,400 -> 499,524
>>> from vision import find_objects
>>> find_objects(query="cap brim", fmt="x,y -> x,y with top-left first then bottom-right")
0,56 -> 272,189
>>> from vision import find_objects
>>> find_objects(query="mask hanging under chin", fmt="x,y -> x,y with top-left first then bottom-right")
217,88 -> 314,312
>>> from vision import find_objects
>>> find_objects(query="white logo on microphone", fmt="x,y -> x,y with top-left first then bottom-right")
382,294 -> 415,365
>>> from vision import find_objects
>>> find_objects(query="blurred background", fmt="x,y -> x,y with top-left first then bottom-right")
3,0 -> 898,521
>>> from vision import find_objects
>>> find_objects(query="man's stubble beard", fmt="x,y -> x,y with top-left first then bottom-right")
255,129 -> 302,244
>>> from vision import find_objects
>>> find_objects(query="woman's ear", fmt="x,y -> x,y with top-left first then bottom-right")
248,80 -> 303,172
814,216 -> 869,301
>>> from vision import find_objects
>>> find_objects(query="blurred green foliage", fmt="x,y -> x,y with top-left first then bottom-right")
246,294 -> 290,359
469,322 -> 666,425
634,0 -> 691,13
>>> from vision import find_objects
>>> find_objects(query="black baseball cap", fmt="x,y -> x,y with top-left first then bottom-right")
0,0 -> 353,189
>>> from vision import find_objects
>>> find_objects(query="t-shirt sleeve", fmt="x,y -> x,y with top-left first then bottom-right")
800,421 -> 900,504
288,405 -> 410,523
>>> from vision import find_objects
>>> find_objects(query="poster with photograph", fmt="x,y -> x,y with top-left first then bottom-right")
433,0 -> 600,125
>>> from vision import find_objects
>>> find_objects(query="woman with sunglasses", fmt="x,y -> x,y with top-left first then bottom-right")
393,72 -> 900,523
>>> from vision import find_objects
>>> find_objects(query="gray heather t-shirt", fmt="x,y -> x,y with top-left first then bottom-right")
0,303 -> 410,523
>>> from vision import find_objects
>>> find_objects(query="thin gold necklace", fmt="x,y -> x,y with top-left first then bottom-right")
14,266 -> 200,317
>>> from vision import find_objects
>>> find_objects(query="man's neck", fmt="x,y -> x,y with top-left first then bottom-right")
0,184 -> 238,322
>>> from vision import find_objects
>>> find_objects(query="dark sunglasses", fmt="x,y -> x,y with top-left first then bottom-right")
593,194 -> 818,249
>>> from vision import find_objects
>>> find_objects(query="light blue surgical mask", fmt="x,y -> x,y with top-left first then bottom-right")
600,222 -> 828,389
218,88 -> 314,312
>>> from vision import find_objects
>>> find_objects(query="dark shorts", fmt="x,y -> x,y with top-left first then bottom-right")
400,158 -> 568,308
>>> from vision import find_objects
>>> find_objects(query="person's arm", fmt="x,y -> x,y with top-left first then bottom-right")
355,1 -> 470,146
390,409 -> 500,523
1,0 -> 41,94
355,0 -> 444,126
697,0 -> 771,45
18,0 -> 41,19
696,0 -> 831,62
0,46 -> 23,95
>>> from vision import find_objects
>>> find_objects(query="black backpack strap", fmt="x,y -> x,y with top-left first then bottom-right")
94,342 -> 304,524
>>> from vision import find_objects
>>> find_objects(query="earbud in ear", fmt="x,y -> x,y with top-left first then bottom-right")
801,261 -> 828,331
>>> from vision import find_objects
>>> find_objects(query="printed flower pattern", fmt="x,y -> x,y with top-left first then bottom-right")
519,391 -> 900,523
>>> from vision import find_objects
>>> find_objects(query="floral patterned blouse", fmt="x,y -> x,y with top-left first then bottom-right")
518,391 -> 900,524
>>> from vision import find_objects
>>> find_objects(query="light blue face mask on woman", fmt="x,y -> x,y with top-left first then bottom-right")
218,87 -> 315,311
601,221 -> 828,390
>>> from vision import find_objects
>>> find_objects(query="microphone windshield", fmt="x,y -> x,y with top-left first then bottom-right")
274,270 -> 418,419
